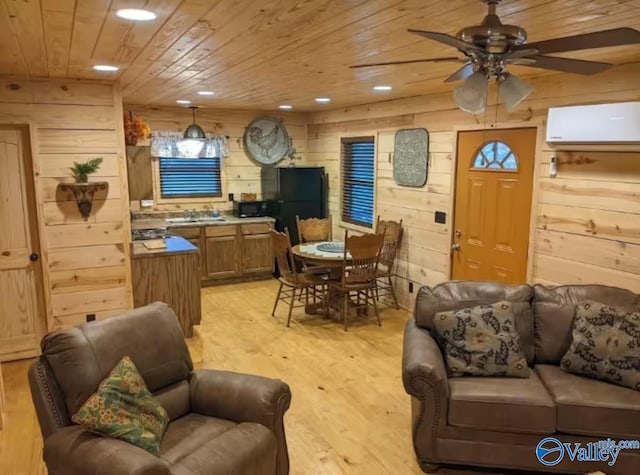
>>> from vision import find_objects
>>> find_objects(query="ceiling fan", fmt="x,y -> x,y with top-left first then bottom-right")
351,0 -> 640,113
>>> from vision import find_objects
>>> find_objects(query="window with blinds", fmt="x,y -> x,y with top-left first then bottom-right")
341,137 -> 375,228
159,157 -> 222,198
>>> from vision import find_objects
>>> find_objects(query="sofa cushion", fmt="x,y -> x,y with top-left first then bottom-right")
162,414 -> 276,475
448,370 -> 555,434
434,301 -> 529,377
533,284 -> 640,364
561,301 -> 640,391
536,364 -> 640,439
414,282 -> 535,364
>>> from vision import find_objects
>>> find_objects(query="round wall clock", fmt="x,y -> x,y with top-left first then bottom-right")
243,117 -> 291,165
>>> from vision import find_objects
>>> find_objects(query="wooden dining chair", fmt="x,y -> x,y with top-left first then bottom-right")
375,217 -> 404,309
295,215 -> 333,276
328,230 -> 385,331
296,215 -> 332,243
271,228 -> 327,327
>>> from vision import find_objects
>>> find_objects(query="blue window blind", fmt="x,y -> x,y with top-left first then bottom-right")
159,158 -> 222,198
341,138 -> 375,228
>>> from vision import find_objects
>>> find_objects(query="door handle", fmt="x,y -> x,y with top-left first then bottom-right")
30,253 -> 39,262
451,243 -> 461,251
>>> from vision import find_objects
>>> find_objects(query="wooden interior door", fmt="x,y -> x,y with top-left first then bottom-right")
0,128 -> 44,361
452,128 -> 536,283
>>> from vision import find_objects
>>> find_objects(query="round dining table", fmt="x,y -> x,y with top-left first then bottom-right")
291,241 -> 350,271
291,241 -> 354,317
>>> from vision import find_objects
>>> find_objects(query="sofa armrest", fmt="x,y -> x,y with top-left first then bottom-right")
402,319 -> 449,400
189,369 -> 292,475
402,319 -> 449,465
43,425 -> 171,475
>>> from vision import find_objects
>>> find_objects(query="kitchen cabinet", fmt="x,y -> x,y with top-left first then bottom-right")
205,225 -> 239,279
170,219 -> 274,284
240,223 -> 273,274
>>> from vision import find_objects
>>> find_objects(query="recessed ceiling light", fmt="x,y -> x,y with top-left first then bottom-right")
116,9 -> 157,21
373,85 -> 392,91
279,105 -> 293,110
176,99 -> 191,105
197,91 -> 215,96
315,97 -> 331,103
93,64 -> 119,72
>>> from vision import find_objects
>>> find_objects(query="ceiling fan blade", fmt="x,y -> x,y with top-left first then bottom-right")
505,48 -> 539,60
514,27 -> 640,55
445,62 -> 475,83
350,57 -> 464,68
524,55 -> 612,75
408,29 -> 483,54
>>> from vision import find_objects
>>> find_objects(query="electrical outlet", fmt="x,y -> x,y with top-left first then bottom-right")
435,211 -> 447,224
140,199 -> 154,208
409,282 -> 414,294
86,314 -> 96,322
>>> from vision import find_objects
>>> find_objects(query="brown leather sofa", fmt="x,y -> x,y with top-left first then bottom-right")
403,281 -> 640,474
28,302 -> 292,475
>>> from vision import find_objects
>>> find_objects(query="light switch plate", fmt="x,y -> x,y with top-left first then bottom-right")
140,199 -> 154,208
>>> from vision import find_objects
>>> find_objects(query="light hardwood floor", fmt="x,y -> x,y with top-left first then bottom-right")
0,279 -> 483,475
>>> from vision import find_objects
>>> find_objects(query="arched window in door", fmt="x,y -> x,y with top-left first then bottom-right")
472,141 -> 518,170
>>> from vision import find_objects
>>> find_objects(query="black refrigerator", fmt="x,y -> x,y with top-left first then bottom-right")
261,167 -> 327,246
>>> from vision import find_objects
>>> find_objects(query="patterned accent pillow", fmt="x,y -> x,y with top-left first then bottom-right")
561,301 -> 640,391
72,356 -> 169,455
433,301 -> 529,378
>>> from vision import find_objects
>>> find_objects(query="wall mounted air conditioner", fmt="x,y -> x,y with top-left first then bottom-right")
546,102 -> 640,149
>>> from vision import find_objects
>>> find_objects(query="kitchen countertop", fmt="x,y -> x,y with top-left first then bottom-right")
131,215 -> 275,230
131,236 -> 199,258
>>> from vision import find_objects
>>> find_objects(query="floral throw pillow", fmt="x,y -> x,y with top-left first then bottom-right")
433,301 -> 529,378
72,356 -> 169,455
561,301 -> 640,391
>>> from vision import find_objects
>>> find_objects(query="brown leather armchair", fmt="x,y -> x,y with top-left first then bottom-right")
29,302 -> 292,475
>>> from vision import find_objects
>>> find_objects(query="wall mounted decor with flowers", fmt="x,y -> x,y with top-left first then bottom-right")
123,111 -> 151,146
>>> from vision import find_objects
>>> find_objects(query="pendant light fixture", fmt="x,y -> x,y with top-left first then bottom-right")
177,106 -> 206,157
184,106 -> 206,140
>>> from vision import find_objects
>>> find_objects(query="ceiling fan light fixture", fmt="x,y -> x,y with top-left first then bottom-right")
453,71 -> 488,114
498,73 -> 534,111
184,106 -> 206,140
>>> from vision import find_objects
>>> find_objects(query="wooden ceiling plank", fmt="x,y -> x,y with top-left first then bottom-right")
67,0 -> 111,78
41,0 -> 76,77
91,0 -> 147,67
0,0 -> 29,75
110,0 -> 184,66
133,0 -> 405,104
3,0 -> 49,76
120,0 -> 251,98
118,0 -> 219,91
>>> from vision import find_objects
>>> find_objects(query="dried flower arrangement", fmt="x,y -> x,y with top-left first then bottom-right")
123,111 -> 151,146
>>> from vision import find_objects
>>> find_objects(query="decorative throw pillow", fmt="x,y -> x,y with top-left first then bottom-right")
433,301 -> 529,378
72,356 -> 169,455
561,301 -> 640,391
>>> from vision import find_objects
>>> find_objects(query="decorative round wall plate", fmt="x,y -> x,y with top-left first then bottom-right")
243,117 -> 291,165
393,128 -> 429,187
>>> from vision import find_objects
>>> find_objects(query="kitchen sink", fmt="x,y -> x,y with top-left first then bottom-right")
166,216 -> 226,224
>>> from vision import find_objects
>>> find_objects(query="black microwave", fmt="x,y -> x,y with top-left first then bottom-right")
233,200 -> 268,218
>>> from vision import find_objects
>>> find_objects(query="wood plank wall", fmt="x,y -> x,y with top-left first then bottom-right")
0,76 -> 132,330
306,62 -> 640,310
124,105 -> 308,211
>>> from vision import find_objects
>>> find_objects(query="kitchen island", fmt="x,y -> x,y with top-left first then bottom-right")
131,236 -> 201,337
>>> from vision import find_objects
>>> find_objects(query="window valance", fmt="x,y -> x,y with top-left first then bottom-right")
151,131 -> 230,159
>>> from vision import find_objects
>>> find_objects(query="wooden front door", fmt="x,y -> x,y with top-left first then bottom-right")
0,128 -> 44,361
452,128 -> 536,283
